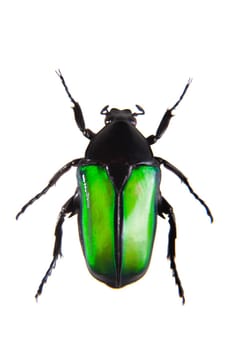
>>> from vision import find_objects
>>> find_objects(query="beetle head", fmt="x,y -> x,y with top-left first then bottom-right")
101,105 -> 145,126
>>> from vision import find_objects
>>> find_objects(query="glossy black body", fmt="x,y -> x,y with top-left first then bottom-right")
86,120 -> 154,163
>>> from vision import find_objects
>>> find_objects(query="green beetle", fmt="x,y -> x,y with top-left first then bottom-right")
17,73 -> 213,303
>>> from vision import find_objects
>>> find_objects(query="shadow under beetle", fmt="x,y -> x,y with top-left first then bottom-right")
16,72 -> 213,303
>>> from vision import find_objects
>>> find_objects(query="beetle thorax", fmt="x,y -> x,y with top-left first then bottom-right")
85,120 -> 154,164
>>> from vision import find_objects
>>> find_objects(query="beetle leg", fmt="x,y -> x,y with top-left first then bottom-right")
147,79 -> 192,144
35,193 -> 80,299
56,70 -> 95,140
16,159 -> 80,219
157,157 -> 213,222
158,196 -> 185,304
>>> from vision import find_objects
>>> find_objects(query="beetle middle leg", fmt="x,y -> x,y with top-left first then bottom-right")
35,193 -> 80,299
16,159 -> 80,219
158,196 -> 185,304
157,157 -> 213,222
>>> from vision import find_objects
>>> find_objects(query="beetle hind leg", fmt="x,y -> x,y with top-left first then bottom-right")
158,196 -> 185,304
35,193 -> 79,299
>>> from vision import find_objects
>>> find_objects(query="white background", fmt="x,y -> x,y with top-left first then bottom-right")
1,0 -> 232,349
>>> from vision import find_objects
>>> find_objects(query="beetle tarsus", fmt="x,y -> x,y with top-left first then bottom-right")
56,69 -> 76,105
170,260 -> 185,304
16,183 -> 52,220
170,78 -> 192,112
35,257 -> 58,300
159,196 -> 185,304
35,195 -> 79,299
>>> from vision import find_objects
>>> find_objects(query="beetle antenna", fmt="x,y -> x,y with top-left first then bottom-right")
100,105 -> 110,115
133,104 -> 145,116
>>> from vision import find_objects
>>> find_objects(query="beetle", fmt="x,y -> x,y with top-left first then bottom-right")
16,71 -> 213,303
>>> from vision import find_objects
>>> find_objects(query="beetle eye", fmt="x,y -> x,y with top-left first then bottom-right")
130,117 -> 137,126
105,117 -> 112,125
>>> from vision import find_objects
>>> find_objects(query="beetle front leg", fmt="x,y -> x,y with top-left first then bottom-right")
56,70 -> 95,140
157,157 -> 213,222
147,79 -> 192,145
16,159 -> 80,219
35,193 -> 80,299
158,196 -> 185,304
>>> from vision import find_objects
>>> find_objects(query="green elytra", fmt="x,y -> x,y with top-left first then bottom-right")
77,164 -> 159,287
